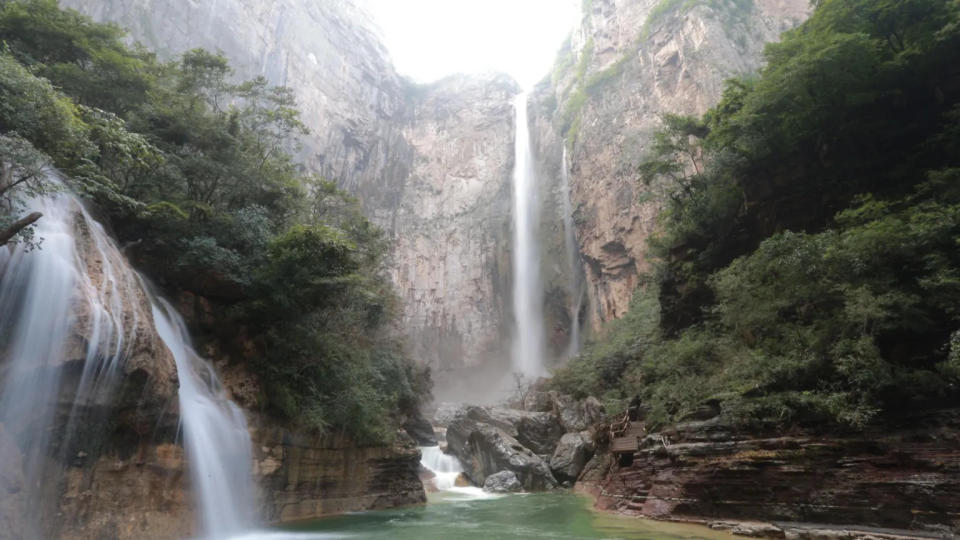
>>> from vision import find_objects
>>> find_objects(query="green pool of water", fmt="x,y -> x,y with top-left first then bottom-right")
275,491 -> 736,539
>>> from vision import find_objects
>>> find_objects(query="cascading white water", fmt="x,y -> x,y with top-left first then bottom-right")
559,145 -> 584,358
419,446 -> 496,499
0,181 -> 254,539
420,446 -> 464,490
153,299 -> 255,539
511,93 -> 546,377
0,193 -> 83,504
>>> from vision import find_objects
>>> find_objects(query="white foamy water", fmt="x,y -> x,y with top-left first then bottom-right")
420,445 -> 464,490
419,446 -> 499,500
511,93 -> 546,377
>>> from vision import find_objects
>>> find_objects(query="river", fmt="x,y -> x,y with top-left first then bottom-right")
262,491 -> 736,540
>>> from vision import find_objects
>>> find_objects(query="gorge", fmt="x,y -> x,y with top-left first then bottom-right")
2,0 -> 960,538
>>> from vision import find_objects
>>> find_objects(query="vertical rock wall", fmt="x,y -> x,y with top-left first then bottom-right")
60,0 -> 519,376
391,74 -> 519,382
530,0 -> 810,335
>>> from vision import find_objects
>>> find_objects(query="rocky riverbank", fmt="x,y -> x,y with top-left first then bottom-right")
577,410 -> 960,538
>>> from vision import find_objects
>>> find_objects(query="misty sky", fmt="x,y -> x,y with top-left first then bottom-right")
361,0 -> 580,89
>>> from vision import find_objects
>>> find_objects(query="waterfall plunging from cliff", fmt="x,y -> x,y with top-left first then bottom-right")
511,93 -> 546,377
0,181 -> 254,539
560,145 -> 584,358
153,299 -> 255,538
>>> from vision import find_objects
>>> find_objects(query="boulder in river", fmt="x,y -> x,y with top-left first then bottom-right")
447,418 -> 557,491
403,409 -> 438,446
483,470 -> 522,493
447,405 -> 565,455
549,431 -> 595,484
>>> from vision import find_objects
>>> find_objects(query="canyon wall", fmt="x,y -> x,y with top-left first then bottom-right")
61,0 -> 517,377
530,0 -> 810,337
390,74 -> 518,386
61,0 -> 817,383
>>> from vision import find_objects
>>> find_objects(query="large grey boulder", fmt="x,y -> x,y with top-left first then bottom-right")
442,405 -> 565,455
549,431 -> 595,483
403,409 -> 438,446
481,407 -> 565,456
447,417 -> 557,491
578,452 -> 614,485
483,470 -> 522,493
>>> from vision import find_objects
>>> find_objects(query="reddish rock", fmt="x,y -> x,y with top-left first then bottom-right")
585,411 -> 960,536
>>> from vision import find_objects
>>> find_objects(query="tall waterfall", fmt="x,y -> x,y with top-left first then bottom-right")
560,145 -> 584,358
511,93 -> 546,377
0,182 -> 254,538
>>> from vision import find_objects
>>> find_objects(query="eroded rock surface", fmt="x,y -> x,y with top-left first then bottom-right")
255,426 -> 426,522
585,411 -> 960,536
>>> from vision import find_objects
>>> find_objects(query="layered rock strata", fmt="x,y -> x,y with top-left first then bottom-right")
55,425 -> 426,539
581,411 -> 960,536
255,428 -> 425,522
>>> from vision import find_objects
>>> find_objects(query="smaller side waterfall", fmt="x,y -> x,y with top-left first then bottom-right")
560,145 -> 585,358
419,446 -> 494,499
153,299 -> 255,539
420,446 -> 464,490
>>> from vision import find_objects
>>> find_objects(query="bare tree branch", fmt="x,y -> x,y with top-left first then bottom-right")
0,212 -> 42,245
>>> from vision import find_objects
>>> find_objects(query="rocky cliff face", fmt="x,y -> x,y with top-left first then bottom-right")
63,0 -> 519,377
391,74 -> 518,385
59,0 -> 414,218
530,0 -> 810,335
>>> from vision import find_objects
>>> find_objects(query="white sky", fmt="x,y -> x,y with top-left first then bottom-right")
361,0 -> 580,89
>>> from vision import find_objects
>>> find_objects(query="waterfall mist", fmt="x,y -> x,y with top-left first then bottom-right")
511,93 -> 546,377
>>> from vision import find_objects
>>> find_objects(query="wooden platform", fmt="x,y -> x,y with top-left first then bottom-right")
610,422 -> 645,454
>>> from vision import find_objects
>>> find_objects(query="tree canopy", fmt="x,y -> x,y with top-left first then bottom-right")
0,0 -> 429,443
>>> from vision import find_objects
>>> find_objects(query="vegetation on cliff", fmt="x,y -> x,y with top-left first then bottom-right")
0,0 -> 429,443
553,0 -> 960,430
